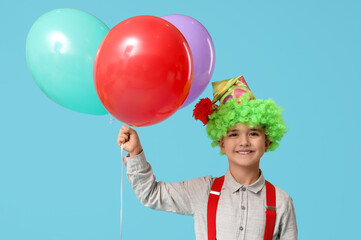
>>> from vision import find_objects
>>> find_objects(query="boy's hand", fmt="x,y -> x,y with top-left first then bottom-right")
117,125 -> 143,157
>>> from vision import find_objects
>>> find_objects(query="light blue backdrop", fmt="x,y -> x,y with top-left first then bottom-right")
1,0 -> 361,239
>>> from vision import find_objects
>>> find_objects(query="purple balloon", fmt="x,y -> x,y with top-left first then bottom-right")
162,14 -> 215,109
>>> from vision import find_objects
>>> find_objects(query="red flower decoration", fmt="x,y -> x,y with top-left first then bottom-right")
192,98 -> 216,125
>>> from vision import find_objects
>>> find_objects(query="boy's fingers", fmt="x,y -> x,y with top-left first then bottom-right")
117,138 -> 123,146
118,134 -> 129,143
121,125 -> 131,131
119,127 -> 127,135
128,127 -> 139,136
118,125 -> 139,149
118,128 -> 130,137
118,132 -> 129,138
120,125 -> 137,137
118,139 -> 129,148
119,126 -> 135,136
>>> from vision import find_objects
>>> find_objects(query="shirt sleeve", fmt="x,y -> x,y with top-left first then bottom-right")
123,151 -> 212,216
278,196 -> 298,240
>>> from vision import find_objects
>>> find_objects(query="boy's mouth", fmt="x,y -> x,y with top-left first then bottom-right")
236,150 -> 253,155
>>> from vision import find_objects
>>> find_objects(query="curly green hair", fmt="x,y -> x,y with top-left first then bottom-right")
206,93 -> 288,154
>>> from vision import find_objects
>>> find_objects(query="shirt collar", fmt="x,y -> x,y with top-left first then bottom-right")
224,169 -> 265,194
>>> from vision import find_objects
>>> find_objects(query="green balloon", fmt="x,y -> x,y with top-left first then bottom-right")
26,8 -> 109,115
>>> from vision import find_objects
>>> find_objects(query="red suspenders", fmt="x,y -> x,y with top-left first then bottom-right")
264,180 -> 277,240
207,176 -> 225,239
207,176 -> 276,240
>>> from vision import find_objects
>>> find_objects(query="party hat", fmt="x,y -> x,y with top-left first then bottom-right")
193,75 -> 255,125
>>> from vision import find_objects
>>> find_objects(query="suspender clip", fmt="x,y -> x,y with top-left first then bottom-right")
266,205 -> 276,211
210,190 -> 220,196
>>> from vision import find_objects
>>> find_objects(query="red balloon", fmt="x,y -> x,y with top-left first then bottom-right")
94,16 -> 193,127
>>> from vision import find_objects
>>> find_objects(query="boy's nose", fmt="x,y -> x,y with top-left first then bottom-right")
238,136 -> 250,146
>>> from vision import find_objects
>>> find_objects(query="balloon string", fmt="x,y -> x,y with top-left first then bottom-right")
120,144 -> 124,240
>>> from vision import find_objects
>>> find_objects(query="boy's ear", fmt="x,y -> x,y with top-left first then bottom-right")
265,140 -> 272,151
218,140 -> 225,153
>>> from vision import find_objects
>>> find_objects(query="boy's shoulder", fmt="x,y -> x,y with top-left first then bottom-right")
274,184 -> 293,198
179,174 -> 215,190
273,184 -> 294,208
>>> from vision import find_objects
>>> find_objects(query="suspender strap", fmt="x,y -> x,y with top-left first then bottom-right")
264,180 -> 277,240
207,177 -> 277,240
207,176 -> 225,240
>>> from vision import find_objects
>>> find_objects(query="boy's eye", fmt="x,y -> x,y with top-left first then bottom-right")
228,133 -> 238,137
250,132 -> 259,136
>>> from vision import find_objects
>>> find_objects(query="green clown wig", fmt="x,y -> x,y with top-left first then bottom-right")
193,76 -> 288,154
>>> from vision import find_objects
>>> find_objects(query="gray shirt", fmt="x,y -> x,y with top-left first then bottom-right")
124,151 -> 297,240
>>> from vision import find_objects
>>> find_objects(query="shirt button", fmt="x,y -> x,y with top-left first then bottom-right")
241,187 -> 246,191
239,226 -> 244,231
241,206 -> 246,210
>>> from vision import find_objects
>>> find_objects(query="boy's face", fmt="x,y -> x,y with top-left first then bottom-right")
218,123 -> 272,170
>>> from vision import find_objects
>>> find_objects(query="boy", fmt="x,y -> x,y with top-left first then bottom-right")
117,76 -> 297,239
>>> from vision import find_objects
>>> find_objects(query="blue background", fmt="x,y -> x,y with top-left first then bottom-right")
1,0 -> 361,239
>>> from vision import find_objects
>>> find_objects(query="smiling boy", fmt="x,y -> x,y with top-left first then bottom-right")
118,76 -> 297,239
219,123 -> 272,185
